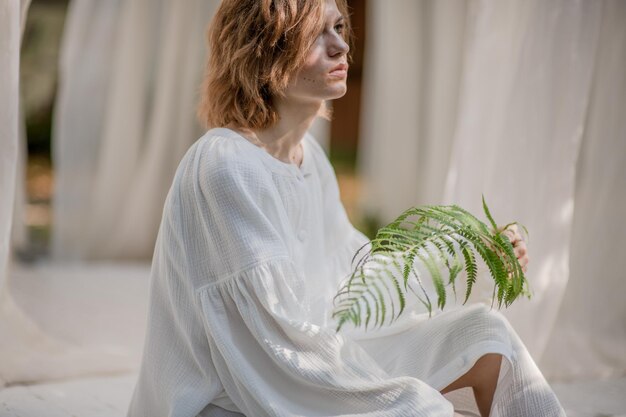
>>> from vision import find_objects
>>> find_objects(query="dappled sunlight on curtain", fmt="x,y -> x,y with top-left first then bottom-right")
540,0 -> 626,380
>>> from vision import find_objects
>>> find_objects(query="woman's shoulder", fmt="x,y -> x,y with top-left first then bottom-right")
200,128 -> 269,172
184,128 -> 271,176
172,128 -> 277,202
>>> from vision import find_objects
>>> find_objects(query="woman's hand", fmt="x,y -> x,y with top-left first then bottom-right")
499,224 -> 529,274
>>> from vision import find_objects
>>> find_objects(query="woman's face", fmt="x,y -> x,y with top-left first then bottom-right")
282,0 -> 350,104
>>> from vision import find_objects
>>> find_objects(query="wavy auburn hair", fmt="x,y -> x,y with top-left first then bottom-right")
197,0 -> 353,130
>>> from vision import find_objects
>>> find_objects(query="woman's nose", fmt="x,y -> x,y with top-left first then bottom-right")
329,34 -> 349,57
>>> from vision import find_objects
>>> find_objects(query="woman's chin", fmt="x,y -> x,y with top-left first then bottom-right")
325,84 -> 348,100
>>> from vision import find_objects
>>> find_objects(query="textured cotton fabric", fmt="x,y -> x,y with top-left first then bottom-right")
127,128 -> 566,417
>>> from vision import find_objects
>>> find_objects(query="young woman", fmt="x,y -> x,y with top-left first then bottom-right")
127,1 -> 566,416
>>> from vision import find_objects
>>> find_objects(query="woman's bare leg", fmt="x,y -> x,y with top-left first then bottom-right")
440,353 -> 503,417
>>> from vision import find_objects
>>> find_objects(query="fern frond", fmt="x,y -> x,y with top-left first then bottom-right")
332,197 -> 531,332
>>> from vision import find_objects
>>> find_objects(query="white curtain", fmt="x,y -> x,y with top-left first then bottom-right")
0,0 -> 30,297
0,0 -> 101,389
358,0 -> 625,382
0,0 -> 21,299
51,0 -> 123,261
359,0 -> 467,218
0,0 -> 145,388
53,0 -> 218,260
540,0 -> 626,381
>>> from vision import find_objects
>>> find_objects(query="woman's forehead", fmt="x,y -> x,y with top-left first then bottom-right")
324,0 -> 343,20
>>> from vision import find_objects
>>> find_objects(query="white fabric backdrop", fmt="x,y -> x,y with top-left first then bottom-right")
0,0 -> 22,297
52,0 -> 217,260
540,0 -> 626,381
0,0 -> 30,296
0,0 -> 94,389
51,0 -> 123,261
359,0 -> 625,382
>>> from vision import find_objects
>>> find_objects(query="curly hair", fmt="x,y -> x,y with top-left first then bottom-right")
197,0 -> 353,130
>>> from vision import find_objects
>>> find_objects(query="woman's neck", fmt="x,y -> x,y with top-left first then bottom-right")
231,99 -> 322,167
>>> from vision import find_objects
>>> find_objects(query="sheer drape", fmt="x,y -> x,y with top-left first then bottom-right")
0,0 -> 29,296
359,0 -> 466,219
52,0 -> 218,260
540,0 -> 626,381
441,0 -> 602,377
0,1 -> 146,388
358,0 -> 625,381
0,0 -> 21,297
0,0 -> 89,388
51,0 -> 123,261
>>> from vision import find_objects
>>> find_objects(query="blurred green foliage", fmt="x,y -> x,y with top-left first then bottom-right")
20,0 -> 68,156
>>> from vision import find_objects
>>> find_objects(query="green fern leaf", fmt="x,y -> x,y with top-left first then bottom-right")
332,197 -> 530,332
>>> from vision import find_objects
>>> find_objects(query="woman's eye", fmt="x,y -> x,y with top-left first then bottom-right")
334,23 -> 345,34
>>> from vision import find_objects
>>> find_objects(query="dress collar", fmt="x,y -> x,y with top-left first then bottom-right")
208,127 -> 314,179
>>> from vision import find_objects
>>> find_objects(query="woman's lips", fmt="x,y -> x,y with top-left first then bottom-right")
329,64 -> 348,78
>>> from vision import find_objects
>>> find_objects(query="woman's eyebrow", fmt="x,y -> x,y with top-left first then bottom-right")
335,15 -> 345,23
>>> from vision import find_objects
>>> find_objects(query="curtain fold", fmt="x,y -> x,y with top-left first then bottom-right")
442,0 -> 602,370
51,0 -> 123,261
1,0 -> 29,295
358,0 -> 624,381
52,0 -> 220,260
539,0 -> 626,381
0,0 -> 20,296
358,0 -> 467,222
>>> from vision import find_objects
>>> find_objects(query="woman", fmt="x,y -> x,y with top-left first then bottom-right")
127,0 -> 566,416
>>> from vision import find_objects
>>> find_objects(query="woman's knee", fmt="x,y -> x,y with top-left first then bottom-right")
469,303 -> 511,331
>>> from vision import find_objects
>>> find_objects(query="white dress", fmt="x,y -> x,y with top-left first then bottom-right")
127,127 -> 566,417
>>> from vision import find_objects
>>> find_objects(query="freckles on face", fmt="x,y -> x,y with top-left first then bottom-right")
294,46 -> 327,90
282,0 -> 348,101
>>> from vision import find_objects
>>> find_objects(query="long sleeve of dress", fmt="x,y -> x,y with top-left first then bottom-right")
183,139 -> 455,417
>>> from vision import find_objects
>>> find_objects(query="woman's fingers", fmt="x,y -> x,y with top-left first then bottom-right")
498,224 -> 529,274
502,226 -> 522,244
518,254 -> 529,273
514,242 -> 527,257
519,254 -> 529,267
